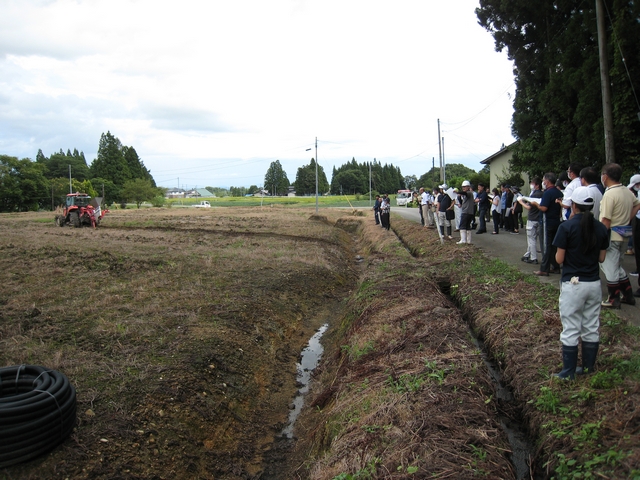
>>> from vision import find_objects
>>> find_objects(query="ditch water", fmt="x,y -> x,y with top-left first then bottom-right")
438,281 -> 538,480
281,323 -> 329,439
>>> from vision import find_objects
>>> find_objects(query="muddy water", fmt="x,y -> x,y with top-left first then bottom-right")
281,323 -> 329,439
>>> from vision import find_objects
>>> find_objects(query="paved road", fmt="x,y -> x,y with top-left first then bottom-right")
391,207 -> 640,326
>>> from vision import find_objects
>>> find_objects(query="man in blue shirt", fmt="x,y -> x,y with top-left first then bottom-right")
531,172 -> 563,276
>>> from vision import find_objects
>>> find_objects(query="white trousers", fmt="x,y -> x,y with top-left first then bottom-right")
599,240 -> 627,283
524,220 -> 539,260
559,280 -> 601,346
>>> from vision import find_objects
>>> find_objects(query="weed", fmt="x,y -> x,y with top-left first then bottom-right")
386,373 -> 425,394
532,386 -> 561,414
332,457 -> 381,479
571,419 -> 603,444
553,449 -> 628,479
342,340 -> 375,361
589,369 -> 622,390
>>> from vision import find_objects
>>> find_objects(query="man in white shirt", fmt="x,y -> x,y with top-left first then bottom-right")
561,163 -> 583,220
579,167 -> 603,221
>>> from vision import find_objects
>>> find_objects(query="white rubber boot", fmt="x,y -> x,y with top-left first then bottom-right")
466,231 -> 472,244
457,230 -> 467,244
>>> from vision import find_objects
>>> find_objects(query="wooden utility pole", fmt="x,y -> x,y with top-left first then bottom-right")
596,0 -> 615,163
437,119 -> 443,182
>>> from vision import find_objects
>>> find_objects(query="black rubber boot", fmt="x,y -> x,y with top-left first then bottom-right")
576,341 -> 599,375
439,225 -> 444,236
602,284 -> 621,309
553,344 -> 578,380
447,226 -> 452,237
620,278 -> 636,305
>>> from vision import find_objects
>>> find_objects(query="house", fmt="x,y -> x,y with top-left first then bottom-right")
480,141 -> 530,194
165,188 -> 186,199
194,188 -> 215,198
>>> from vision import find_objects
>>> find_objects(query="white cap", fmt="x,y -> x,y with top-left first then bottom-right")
627,174 -> 640,189
461,180 -> 471,187
570,186 -> 594,206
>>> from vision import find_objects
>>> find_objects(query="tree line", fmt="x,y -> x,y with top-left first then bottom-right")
0,132 -> 163,212
477,0 -> 640,179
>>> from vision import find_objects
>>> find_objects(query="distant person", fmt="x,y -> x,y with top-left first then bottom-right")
628,174 -> 640,286
579,167 -> 603,221
531,172 -> 563,276
418,188 -> 426,226
599,164 -> 640,307
457,180 -> 475,244
380,196 -> 391,230
561,163 -> 583,220
518,177 -> 543,264
490,188 -> 501,234
436,185 -> 453,240
373,195 -> 381,225
552,186 -> 609,379
475,183 -> 490,234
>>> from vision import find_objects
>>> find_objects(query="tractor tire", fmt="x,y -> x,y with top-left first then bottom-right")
70,211 -> 80,228
54,215 -> 64,227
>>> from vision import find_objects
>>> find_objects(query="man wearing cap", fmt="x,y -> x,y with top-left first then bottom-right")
457,180 -> 475,244
552,186 -> 609,379
599,163 -> 640,307
531,172 -> 563,276
627,173 -> 640,295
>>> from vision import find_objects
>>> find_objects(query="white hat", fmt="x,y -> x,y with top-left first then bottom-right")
627,174 -> 640,189
570,186 -> 594,206
461,180 -> 471,187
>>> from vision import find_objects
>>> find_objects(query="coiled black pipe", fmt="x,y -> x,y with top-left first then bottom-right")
0,365 -> 76,468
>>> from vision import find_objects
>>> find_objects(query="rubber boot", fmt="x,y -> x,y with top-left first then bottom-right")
439,225 -> 444,236
601,284 -> 621,309
553,344 -> 578,380
447,226 -> 452,238
575,341 -> 599,375
466,230 -> 472,244
457,231 -> 467,244
619,278 -> 636,305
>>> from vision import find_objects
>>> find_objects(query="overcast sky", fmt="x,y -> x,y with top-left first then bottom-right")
0,0 -> 515,189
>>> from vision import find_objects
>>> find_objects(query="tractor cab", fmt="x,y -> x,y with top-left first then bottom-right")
66,193 -> 91,208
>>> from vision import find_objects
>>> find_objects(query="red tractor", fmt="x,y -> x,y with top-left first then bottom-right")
55,193 -> 108,228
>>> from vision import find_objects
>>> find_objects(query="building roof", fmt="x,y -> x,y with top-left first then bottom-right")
480,141 -> 519,165
195,188 -> 215,198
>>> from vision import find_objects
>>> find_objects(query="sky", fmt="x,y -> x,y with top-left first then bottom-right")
0,0 -> 516,190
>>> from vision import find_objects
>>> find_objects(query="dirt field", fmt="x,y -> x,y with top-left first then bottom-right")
0,208 -> 360,479
1,207 -> 639,479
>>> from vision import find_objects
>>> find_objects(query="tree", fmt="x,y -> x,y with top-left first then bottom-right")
476,0 -> 640,179
123,146 -> 155,187
264,160 -> 290,195
293,158 -> 329,195
0,155 -> 49,212
404,175 -> 418,191
41,150 -> 90,181
121,178 -> 159,208
90,132 -> 131,187
332,169 -> 366,195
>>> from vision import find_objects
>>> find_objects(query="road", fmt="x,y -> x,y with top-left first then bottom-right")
391,207 -> 640,326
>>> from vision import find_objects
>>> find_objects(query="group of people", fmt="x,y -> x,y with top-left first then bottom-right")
372,195 -> 391,230
372,163 -> 640,380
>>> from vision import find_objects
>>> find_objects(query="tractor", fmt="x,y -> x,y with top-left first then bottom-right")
55,193 -> 108,228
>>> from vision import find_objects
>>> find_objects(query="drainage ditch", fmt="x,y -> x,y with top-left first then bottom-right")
281,323 -> 329,439
438,280 -> 540,480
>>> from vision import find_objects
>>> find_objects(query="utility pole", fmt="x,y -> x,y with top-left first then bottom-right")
68,165 -> 72,193
437,119 -> 443,182
442,137 -> 446,184
596,0 -> 615,163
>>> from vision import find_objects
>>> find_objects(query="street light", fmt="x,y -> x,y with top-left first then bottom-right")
306,136 -> 318,213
